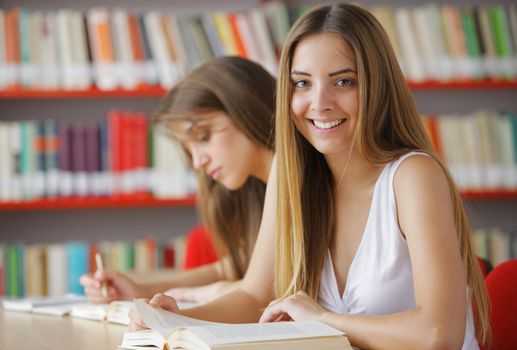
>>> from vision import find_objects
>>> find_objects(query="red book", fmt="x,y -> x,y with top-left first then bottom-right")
145,237 -> 157,270
162,243 -> 175,269
120,112 -> 133,194
134,112 -> 148,194
107,110 -> 123,195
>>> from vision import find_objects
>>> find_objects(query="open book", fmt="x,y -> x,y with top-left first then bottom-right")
71,300 -> 197,325
118,300 -> 351,350
2,294 -> 87,314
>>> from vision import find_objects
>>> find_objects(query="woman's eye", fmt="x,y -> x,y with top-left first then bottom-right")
198,132 -> 210,142
293,80 -> 309,88
336,78 -> 354,87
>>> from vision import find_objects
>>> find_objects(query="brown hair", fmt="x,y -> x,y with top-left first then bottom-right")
153,56 -> 276,278
274,3 -> 489,343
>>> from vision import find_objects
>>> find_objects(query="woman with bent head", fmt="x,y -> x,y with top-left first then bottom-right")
80,56 -> 275,303
132,4 -> 490,349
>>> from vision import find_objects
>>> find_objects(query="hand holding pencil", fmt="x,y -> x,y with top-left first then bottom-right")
79,257 -> 142,304
95,253 -> 109,298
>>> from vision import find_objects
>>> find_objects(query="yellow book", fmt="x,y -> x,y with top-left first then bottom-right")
211,12 -> 238,56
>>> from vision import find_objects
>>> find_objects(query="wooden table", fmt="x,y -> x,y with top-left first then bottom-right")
0,308 -> 127,350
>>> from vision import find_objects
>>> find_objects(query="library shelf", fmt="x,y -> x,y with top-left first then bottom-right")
408,79 -> 517,90
1,79 -> 516,99
461,189 -> 517,200
0,194 -> 197,211
0,190 -> 515,211
0,86 -> 167,99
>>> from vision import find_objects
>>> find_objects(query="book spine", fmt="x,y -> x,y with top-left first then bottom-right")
58,123 -> 73,197
67,242 -> 89,295
44,119 -> 59,198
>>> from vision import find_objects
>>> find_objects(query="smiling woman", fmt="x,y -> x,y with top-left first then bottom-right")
129,5 -> 490,350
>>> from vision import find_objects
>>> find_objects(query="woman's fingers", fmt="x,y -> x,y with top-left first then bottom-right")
149,293 -> 179,313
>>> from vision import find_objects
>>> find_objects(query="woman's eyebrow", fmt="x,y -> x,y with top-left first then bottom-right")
290,68 -> 356,77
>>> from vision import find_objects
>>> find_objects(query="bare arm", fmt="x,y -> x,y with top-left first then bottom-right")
81,256 -> 235,303
261,156 -> 468,350
164,279 -> 243,303
171,158 -> 279,323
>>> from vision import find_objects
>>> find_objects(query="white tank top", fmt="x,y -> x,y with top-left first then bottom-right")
318,152 -> 479,349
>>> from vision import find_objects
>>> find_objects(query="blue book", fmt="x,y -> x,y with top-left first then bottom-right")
67,242 -> 89,295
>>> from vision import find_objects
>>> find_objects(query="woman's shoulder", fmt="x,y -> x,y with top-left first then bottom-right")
393,151 -> 450,195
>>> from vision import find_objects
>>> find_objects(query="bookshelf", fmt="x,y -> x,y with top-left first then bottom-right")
1,79 -> 516,99
0,194 -> 196,211
0,0 -> 516,299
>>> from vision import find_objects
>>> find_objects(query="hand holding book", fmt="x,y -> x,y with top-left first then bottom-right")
129,293 -> 180,331
259,290 -> 328,324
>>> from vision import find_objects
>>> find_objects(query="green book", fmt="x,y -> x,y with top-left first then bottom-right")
6,244 -> 24,297
489,6 -> 512,58
122,242 -> 135,271
462,8 -> 481,58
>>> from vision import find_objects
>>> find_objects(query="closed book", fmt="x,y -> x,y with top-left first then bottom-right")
44,119 -> 59,198
0,122 -> 12,201
476,6 -> 499,78
46,244 -> 68,296
20,121 -> 36,200
5,244 -> 25,298
71,124 -> 88,196
87,8 -> 118,90
4,8 -> 21,87
39,12 -> 60,89
0,10 -> 6,88
67,242 -> 89,295
57,123 -> 73,197
33,120 -> 46,199
489,5 -> 515,78
85,123 -> 101,195
138,13 -> 158,85
394,7 -> 425,82
111,8 -> 139,89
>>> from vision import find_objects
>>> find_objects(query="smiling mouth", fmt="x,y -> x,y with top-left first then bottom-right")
311,119 -> 346,130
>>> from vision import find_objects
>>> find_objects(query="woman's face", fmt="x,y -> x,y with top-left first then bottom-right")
290,32 -> 359,157
172,111 -> 263,190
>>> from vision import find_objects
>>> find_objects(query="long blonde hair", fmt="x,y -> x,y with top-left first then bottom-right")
154,57 -> 276,278
274,3 -> 489,343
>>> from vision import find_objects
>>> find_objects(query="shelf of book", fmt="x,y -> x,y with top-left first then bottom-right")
0,194 -> 196,211
1,79 -> 516,99
0,86 -> 167,99
0,190 -> 515,211
461,189 -> 517,200
408,79 -> 517,90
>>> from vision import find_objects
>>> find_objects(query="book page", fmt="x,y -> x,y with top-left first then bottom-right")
134,299 -> 218,340
186,321 -> 344,347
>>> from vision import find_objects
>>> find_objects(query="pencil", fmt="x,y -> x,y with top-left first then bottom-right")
95,252 -> 109,298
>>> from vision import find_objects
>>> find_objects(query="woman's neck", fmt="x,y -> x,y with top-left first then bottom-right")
326,148 -> 381,194
253,148 -> 274,184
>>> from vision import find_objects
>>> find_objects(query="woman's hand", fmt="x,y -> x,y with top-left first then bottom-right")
128,293 -> 180,331
164,280 -> 233,303
80,270 -> 141,304
259,291 -> 328,323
